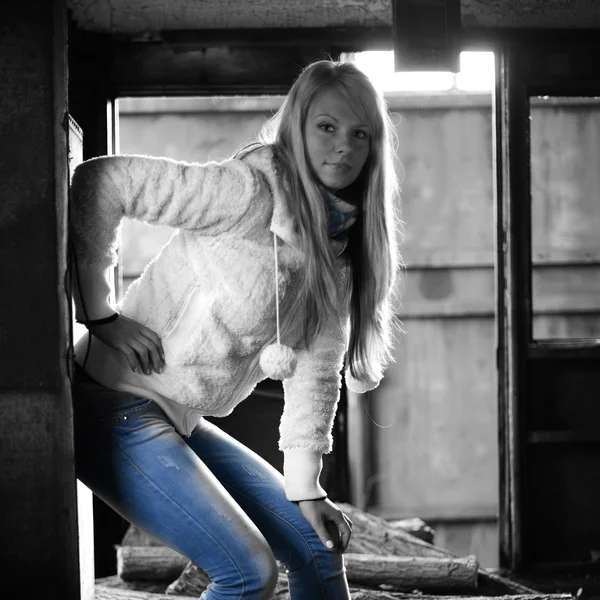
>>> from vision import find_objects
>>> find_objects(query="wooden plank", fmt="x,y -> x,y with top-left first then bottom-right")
463,0 -> 600,29
395,101 -> 495,265
528,340 -> 600,358
528,431 -> 600,444
530,101 -> 600,260
118,93 -> 495,115
532,266 -> 600,314
107,41 -> 340,96
494,46 -> 531,571
398,266 -> 600,319
398,267 -> 494,318
433,521 -> 500,570
67,0 -> 392,32
67,0 -> 600,32
533,313 -> 600,341
347,390 -> 374,511
118,93 -> 600,116
367,318 -> 499,521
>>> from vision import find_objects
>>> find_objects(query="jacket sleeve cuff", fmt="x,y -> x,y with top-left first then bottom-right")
283,449 -> 327,502
72,263 -> 115,321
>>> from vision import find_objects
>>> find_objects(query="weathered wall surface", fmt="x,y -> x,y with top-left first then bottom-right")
67,0 -> 600,33
462,0 -> 600,28
68,0 -> 391,31
0,1 -> 82,597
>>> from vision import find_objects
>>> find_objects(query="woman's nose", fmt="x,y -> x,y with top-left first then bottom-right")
335,133 -> 352,154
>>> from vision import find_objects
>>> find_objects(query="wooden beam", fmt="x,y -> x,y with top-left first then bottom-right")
69,20 -> 600,100
106,41 -> 342,96
67,0 -> 600,33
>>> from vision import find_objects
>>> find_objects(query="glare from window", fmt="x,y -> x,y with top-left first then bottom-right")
354,51 -> 495,93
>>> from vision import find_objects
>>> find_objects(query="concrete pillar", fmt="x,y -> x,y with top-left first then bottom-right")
0,1 -> 89,597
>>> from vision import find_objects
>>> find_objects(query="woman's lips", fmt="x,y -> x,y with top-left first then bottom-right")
325,162 -> 351,171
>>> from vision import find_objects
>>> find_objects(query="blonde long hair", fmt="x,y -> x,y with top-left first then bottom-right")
251,60 -> 402,383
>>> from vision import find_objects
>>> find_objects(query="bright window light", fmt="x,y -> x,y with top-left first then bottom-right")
455,52 -> 495,91
354,51 -> 495,93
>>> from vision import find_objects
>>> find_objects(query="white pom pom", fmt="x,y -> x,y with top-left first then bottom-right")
260,343 -> 297,380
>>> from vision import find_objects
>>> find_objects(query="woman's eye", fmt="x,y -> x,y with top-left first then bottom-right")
355,130 -> 369,139
318,123 -> 335,132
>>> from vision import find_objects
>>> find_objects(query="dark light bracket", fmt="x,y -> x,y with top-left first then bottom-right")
392,0 -> 462,72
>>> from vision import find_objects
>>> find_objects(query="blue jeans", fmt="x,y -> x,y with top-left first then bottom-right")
72,367 -> 351,600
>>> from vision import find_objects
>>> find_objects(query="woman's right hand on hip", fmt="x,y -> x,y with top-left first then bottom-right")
88,315 -> 165,375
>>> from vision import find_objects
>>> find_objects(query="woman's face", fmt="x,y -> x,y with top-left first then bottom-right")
303,87 -> 371,193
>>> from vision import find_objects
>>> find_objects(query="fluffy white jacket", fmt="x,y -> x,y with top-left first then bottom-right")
70,145 -> 379,500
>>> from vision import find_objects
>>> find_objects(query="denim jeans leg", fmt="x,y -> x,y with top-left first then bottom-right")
73,374 -> 278,600
184,417 -> 351,600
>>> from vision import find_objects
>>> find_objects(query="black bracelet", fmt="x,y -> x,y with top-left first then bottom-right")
76,313 -> 119,327
294,496 -> 327,503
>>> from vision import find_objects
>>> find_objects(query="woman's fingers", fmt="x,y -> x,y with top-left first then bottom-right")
88,316 -> 165,375
343,513 -> 353,532
118,344 -> 143,373
324,512 -> 352,553
324,519 -> 341,549
126,338 -> 153,374
335,512 -> 353,553
136,331 -> 165,373
140,326 -> 165,363
298,500 -> 336,549
298,499 -> 353,553
315,517 -> 337,550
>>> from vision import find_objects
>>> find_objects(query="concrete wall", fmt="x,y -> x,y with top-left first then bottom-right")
0,1 -> 85,597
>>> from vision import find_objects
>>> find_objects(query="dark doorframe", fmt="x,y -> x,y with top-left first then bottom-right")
496,41 -> 600,571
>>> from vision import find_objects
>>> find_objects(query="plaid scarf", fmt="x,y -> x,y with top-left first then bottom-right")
326,192 -> 358,237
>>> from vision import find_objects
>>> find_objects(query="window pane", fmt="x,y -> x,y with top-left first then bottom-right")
530,96 -> 600,340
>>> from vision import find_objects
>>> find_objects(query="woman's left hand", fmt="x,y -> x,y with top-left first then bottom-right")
297,498 -> 353,553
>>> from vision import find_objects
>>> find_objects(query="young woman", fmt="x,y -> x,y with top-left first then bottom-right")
70,59 -> 401,600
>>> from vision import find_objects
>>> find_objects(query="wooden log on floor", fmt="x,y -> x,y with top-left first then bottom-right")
390,517 -> 435,544
118,503 -> 537,596
339,502 -> 457,556
96,577 -> 574,600
164,562 -> 211,596
95,585 -> 197,600
120,545 -> 478,591
337,503 -> 537,596
344,554 -> 479,590
120,525 -> 164,547
117,545 -> 188,581
95,574 -> 168,594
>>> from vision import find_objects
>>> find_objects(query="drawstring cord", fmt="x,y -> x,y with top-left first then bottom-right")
258,231 -> 297,380
273,231 -> 281,346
